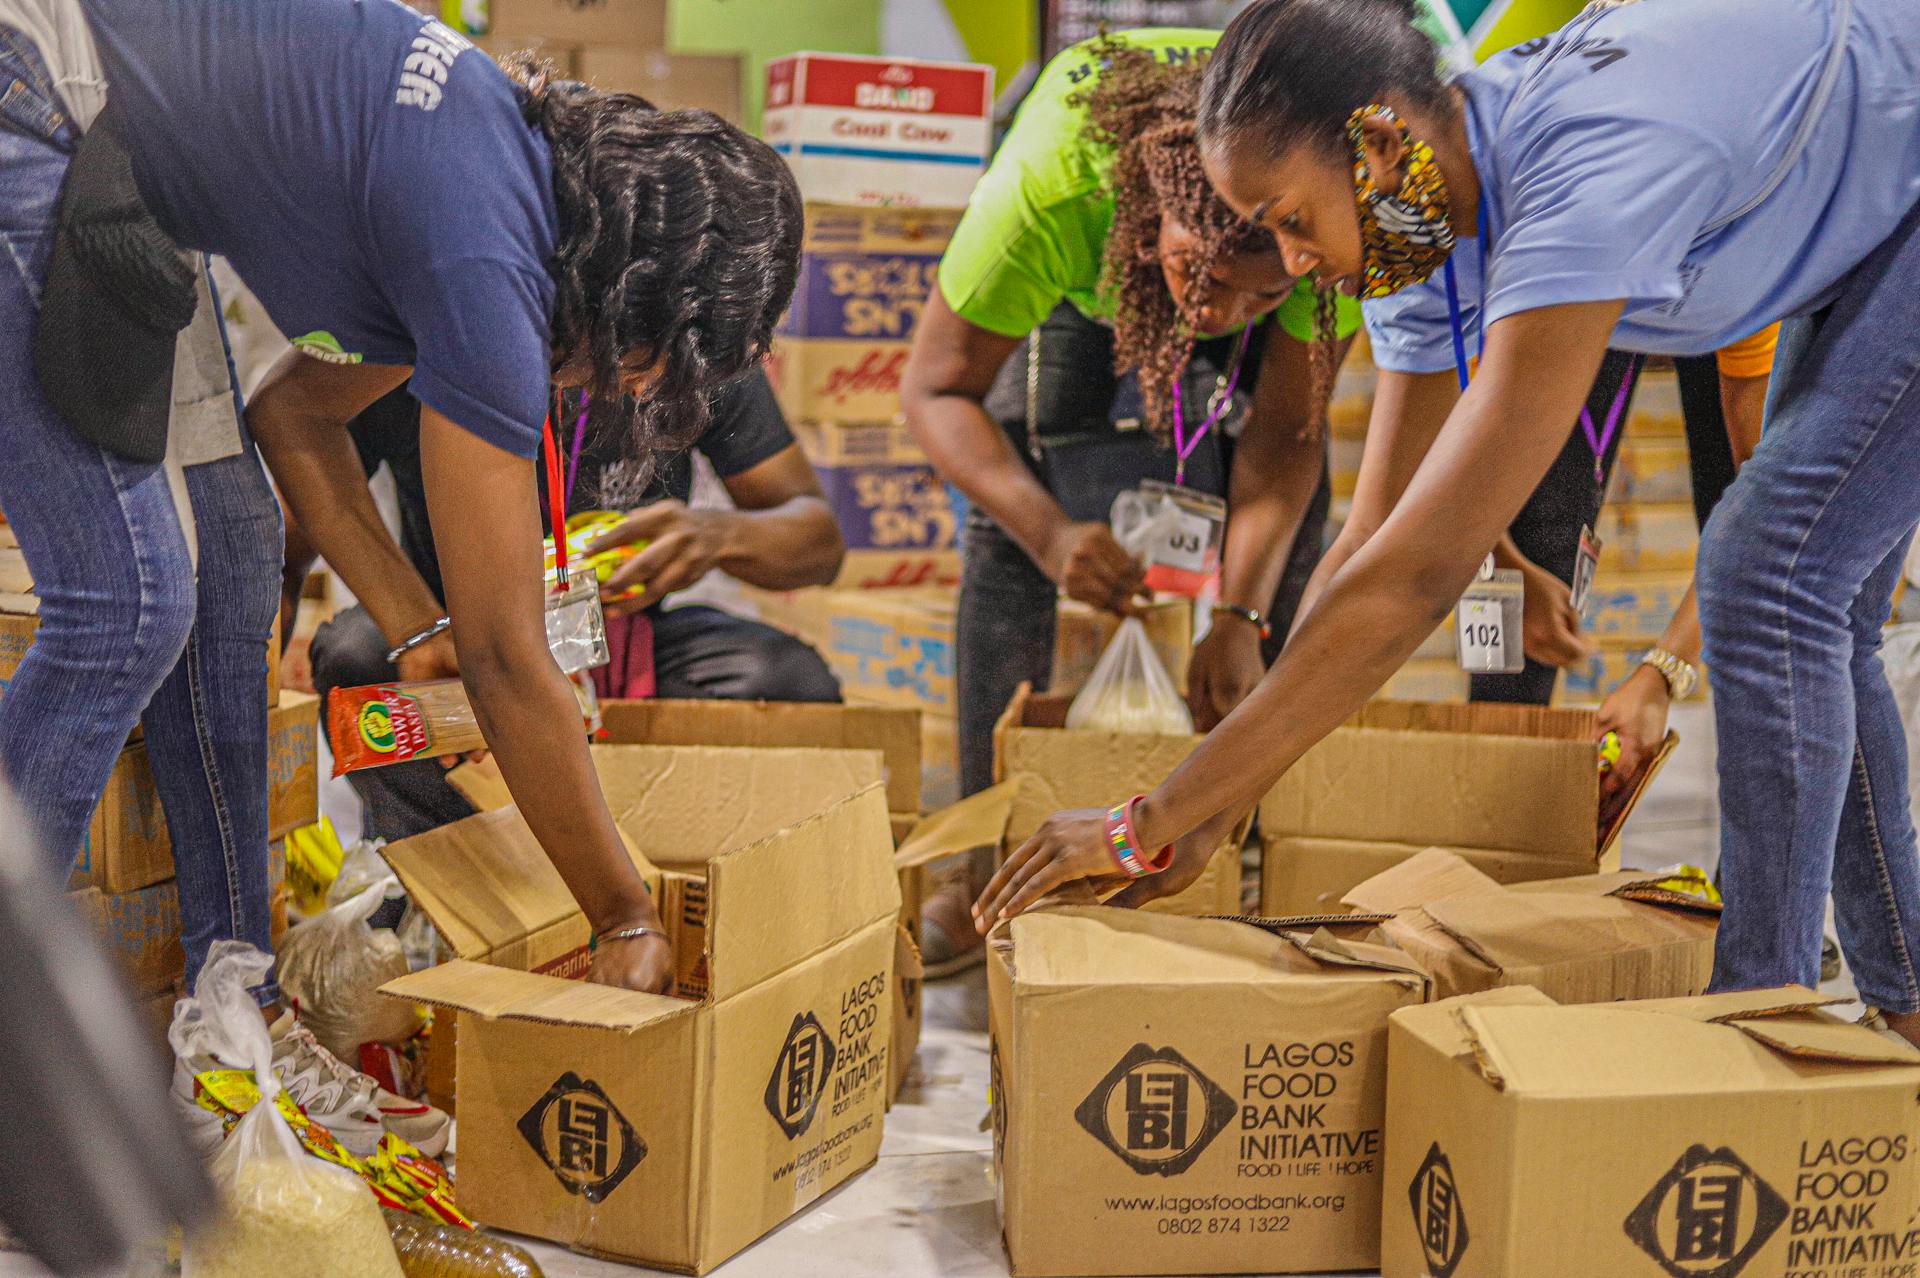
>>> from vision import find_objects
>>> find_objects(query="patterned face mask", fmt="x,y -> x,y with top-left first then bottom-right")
1347,103 -> 1455,299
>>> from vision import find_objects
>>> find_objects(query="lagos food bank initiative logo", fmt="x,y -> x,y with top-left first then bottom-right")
1408,1143 -> 1469,1278
291,331 -> 363,365
1623,1145 -> 1788,1278
517,1072 -> 646,1204
1074,1044 -> 1234,1177
765,1011 -> 837,1140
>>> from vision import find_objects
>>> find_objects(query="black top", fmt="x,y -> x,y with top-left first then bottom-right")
346,369 -> 794,603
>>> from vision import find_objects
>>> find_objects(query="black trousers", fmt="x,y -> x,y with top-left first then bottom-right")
956,305 -> 1330,797
1472,352 -> 1736,705
311,602 -> 840,842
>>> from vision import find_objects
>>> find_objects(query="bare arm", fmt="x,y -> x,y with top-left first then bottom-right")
903,291 -> 1146,612
419,408 -> 670,990
1721,369 -> 1768,466
595,443 -> 846,602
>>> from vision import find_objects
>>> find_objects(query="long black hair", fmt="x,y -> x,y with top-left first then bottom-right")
505,54 -> 802,457
1197,0 -> 1450,163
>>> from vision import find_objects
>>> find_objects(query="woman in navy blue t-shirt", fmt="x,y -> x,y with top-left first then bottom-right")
0,0 -> 799,999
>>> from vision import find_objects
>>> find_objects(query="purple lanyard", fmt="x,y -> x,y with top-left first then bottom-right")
565,394 -> 589,500
1172,325 -> 1253,485
1579,355 -> 1637,485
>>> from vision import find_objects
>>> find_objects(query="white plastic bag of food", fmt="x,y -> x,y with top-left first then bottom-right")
275,867 -> 419,1065
1066,616 -> 1195,736
173,943 -> 404,1278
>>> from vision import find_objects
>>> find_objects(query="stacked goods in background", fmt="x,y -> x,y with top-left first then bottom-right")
1384,988 -> 1920,1278
471,0 -> 747,122
1259,701 -> 1674,915
381,744 -> 902,1274
751,55 -> 995,813
1566,364 -> 1706,704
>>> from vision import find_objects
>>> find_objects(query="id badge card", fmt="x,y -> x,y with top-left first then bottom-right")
1456,556 -> 1526,675
545,571 -> 610,675
1570,524 -> 1603,619
1110,479 -> 1227,599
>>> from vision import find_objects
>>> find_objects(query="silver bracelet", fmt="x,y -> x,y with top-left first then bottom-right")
597,926 -> 667,947
385,616 -> 451,665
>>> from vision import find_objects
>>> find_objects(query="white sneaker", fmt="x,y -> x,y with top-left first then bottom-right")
172,1013 -> 450,1159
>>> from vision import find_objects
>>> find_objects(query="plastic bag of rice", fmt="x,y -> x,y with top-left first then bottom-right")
178,942 -> 404,1278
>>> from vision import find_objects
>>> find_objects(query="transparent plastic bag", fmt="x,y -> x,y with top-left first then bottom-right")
277,870 -> 420,1064
1065,616 -> 1195,736
174,943 -> 405,1278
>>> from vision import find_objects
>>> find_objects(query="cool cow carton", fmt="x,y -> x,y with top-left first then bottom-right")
1341,848 -> 1720,1003
383,748 -> 901,1274
996,686 -> 1244,917
1384,988 -> 1920,1278
1261,701 -> 1673,915
990,907 -> 1428,1276
764,52 -> 994,209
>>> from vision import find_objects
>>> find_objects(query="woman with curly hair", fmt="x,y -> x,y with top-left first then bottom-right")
901,28 -> 1372,973
0,0 -> 799,1017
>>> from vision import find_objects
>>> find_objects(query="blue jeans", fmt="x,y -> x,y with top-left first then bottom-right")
0,31 -> 282,998
1699,195 -> 1920,1014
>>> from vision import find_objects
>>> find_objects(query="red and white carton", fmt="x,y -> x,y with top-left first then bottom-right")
764,52 -> 994,209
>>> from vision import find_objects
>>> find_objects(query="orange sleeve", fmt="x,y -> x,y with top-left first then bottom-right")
1716,323 -> 1781,379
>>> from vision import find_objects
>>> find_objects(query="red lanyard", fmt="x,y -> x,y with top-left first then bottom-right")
540,392 -> 589,590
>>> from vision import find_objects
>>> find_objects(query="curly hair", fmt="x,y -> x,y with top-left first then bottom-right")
504,54 -> 803,461
1079,36 -> 1339,438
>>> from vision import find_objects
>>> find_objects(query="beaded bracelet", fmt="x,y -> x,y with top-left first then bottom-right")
1104,794 -> 1174,878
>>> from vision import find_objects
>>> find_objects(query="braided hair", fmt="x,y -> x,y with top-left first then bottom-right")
1079,36 -> 1338,437
503,53 -> 802,460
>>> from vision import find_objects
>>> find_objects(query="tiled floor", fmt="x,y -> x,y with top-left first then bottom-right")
5,701 -> 1858,1278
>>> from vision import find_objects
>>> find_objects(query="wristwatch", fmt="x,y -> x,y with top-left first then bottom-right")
1641,647 -> 1700,700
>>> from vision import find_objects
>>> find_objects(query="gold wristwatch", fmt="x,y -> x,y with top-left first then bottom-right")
1641,648 -> 1699,700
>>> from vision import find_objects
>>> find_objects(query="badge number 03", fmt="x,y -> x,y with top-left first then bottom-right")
1456,559 -> 1526,675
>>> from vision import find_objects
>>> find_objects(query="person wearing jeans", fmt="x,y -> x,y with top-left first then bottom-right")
0,24 -> 279,999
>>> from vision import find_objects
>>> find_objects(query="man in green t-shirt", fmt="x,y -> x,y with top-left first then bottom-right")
902,30 -> 1364,973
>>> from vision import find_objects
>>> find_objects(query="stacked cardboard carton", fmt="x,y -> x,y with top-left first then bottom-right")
748,54 -> 994,810
473,0 -> 746,122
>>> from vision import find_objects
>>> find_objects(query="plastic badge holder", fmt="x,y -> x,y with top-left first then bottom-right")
544,569 -> 609,676
1110,479 -> 1227,599
1456,556 -> 1526,675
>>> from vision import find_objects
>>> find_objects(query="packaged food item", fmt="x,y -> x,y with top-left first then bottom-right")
285,817 -> 348,918
544,509 -> 648,603
174,943 -> 405,1278
383,1210 -> 546,1278
276,873 -> 421,1065
328,681 -> 485,776
1064,616 -> 1194,736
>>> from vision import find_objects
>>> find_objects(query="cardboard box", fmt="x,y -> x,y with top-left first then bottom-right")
72,693 -> 319,894
73,880 -> 182,997
576,46 -> 744,123
919,712 -> 959,813
1584,570 -> 1695,645
1379,656 -> 1469,704
383,767 -> 901,1274
1259,700 -> 1674,915
766,336 -> 909,426
1594,501 -> 1699,574
793,420 -> 959,560
1341,848 -> 1719,1003
596,697 -> 922,817
482,0 -> 665,48
1051,600 -> 1194,699
1609,435 -> 1695,505
995,687 -> 1242,918
823,588 -> 957,716
779,205 -> 957,344
990,907 -> 1428,1276
832,549 -> 961,590
764,53 -> 994,209
1625,366 -> 1685,438
471,33 -> 579,76
1383,987 -> 1920,1278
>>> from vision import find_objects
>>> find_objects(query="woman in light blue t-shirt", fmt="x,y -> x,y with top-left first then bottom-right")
977,0 -> 1920,1047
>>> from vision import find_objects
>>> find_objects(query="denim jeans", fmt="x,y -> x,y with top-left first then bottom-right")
312,600 -> 840,842
1699,196 -> 1920,1014
0,30 -> 282,998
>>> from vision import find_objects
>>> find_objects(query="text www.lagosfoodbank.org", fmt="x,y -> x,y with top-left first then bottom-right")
1104,1193 -> 1347,1214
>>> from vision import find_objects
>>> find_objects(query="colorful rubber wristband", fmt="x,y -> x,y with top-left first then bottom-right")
1104,794 -> 1174,879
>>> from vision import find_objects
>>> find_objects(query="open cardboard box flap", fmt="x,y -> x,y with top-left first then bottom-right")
1340,845 -> 1506,914
896,778 -> 1020,872
381,805 -> 655,964
1003,906 -> 1426,991
1453,986 -> 1920,1096
381,958 -> 694,1032
1509,865 -> 1724,916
